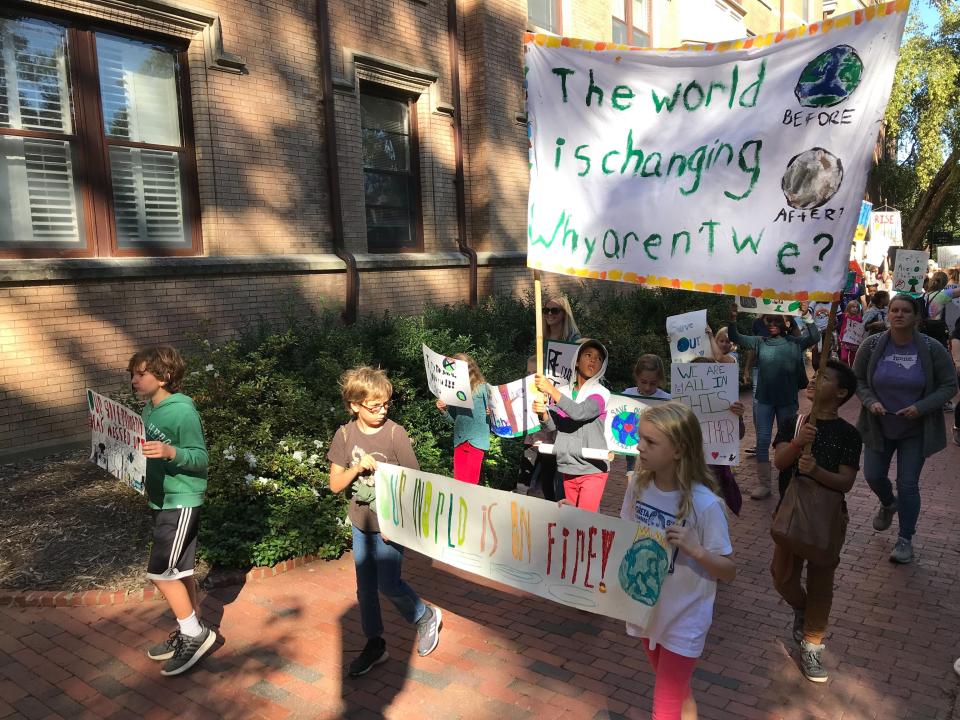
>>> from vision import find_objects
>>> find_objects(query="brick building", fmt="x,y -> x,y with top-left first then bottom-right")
1,0 -> 881,456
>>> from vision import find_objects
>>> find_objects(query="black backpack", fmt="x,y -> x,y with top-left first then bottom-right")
918,292 -> 949,346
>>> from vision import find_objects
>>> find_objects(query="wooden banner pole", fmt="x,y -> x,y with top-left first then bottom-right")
807,300 -> 840,440
534,270 -> 544,375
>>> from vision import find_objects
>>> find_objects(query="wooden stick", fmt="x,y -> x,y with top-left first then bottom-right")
534,270 -> 544,375
807,300 -> 840,439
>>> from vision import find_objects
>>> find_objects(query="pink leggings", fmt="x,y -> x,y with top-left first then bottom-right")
562,472 -> 608,512
453,442 -> 484,484
642,639 -> 697,720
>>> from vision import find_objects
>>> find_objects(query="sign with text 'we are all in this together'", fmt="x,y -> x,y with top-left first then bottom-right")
525,4 -> 908,302
375,463 -> 671,624
671,363 -> 740,466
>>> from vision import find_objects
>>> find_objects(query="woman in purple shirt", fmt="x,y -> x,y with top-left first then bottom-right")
852,294 -> 958,564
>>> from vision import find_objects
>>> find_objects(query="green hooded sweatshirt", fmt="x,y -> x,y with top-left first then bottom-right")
142,393 -> 208,510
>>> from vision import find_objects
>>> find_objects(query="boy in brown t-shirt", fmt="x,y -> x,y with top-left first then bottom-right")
328,366 -> 442,676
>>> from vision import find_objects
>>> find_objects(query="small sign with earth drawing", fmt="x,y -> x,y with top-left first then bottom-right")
422,344 -> 473,409
604,393 -> 669,455
736,296 -> 804,316
892,249 -> 928,295
666,310 -> 709,363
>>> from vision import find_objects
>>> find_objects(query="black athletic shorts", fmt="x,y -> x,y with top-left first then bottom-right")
147,507 -> 201,581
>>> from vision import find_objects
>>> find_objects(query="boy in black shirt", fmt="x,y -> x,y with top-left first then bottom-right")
771,361 -> 862,684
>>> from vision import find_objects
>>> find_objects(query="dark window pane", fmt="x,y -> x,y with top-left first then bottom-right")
362,128 -> 408,172
364,171 -> 410,208
368,225 -> 412,252
360,94 -> 407,135
612,19 -> 628,44
631,28 -> 650,47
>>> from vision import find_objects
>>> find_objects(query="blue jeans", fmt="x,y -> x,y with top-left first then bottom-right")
352,524 -> 425,639
863,434 -> 926,540
753,401 -> 798,463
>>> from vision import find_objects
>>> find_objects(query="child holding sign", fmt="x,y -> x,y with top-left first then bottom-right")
620,402 -> 736,719
838,301 -> 864,365
436,353 -> 491,484
129,346 -> 213,677
533,340 -> 610,511
328,367 -> 442,676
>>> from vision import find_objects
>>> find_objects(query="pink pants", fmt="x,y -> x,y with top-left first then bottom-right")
642,639 -> 697,720
453,442 -> 484,484
643,638 -> 697,720
562,472 -> 608,512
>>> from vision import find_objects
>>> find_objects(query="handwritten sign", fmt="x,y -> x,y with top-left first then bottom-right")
375,463 -> 668,624
937,245 -> 960,268
544,340 -> 579,387
488,376 -> 541,438
666,310 -> 709,362
841,319 -> 865,346
422,344 -> 473,409
604,393 -> 669,455
87,389 -> 146,494
892,249 -> 928,295
736,296 -> 803,316
870,210 -> 902,248
524,6 -> 908,302
854,200 -> 872,243
671,363 -> 740,466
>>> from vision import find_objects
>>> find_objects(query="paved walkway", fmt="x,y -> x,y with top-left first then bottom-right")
1,395 -> 959,719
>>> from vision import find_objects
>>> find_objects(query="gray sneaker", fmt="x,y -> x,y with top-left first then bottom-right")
872,498 -> 897,531
792,608 -> 805,644
147,629 -> 179,661
416,606 -> 442,657
889,537 -> 914,564
160,626 -> 217,676
800,640 -> 828,683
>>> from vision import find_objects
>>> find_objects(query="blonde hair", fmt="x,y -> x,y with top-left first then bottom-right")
339,366 -> 392,413
715,327 -> 731,344
633,353 -> 665,381
453,353 -> 487,394
541,295 -> 580,341
629,402 -> 719,521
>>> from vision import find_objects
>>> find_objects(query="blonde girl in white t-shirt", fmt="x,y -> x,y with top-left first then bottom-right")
620,402 -> 736,720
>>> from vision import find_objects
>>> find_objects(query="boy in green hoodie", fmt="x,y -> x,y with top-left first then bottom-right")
128,345 -> 214,677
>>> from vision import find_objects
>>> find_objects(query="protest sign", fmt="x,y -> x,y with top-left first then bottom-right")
937,245 -> 960,268
841,319 -> 865,346
488,376 -> 541,438
666,310 -> 709,362
671,363 -> 740,466
422,344 -> 473,409
375,463 -> 671,624
87,389 -> 146,494
544,340 -> 579,387
892,249 -> 928,295
870,210 -> 902,248
524,5 -> 908,302
605,393 -> 669,455
736,296 -> 803,316
854,200 -> 872,243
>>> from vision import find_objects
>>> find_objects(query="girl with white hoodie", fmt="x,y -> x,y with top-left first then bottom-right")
533,339 -> 611,512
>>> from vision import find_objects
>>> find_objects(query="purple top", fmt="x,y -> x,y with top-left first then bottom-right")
873,339 -> 925,439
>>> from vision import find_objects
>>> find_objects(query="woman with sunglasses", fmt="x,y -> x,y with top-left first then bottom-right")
728,303 -> 818,500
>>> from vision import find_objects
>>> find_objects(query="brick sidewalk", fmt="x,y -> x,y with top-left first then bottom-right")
1,395 -> 959,719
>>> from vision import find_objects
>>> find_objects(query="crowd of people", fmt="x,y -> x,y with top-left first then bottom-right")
122,276 -> 960,718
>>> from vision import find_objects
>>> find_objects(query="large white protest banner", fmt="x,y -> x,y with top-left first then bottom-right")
605,393 -> 669,455
87,389 -> 146,494
544,340 -> 579,387
671,363 -> 740,466
375,464 -> 672,624
666,310 -> 709,362
489,376 -> 541,438
736,296 -> 803,316
422,344 -> 473,409
892,249 -> 928,295
525,4 -> 908,302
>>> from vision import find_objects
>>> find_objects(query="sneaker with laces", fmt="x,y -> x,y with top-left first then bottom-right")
348,637 -> 389,677
799,640 -> 828,683
944,401 -> 955,413
416,605 -> 442,657
872,498 -> 897,531
147,629 -> 179,661
792,609 -> 805,645
160,626 -> 217,676
889,537 -> 914,564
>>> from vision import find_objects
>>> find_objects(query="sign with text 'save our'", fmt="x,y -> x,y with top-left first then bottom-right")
87,389 -> 146,494
422,344 -> 473,409
604,393 -> 669,455
375,463 -> 668,624
666,310 -> 709,362
524,4 -> 908,302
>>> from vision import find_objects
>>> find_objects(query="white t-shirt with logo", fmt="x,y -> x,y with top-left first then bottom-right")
619,481 -> 732,658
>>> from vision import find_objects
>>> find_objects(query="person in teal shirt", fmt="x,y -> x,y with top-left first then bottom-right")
436,353 -> 491,484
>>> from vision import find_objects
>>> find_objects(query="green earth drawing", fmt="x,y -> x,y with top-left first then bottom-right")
618,537 -> 669,606
795,44 -> 864,108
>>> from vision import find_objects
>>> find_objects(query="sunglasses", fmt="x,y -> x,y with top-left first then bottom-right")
542,307 -> 564,316
360,401 -> 391,413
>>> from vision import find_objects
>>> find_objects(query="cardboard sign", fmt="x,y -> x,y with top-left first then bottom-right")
841,319 -> 866,346
524,7 -> 908,302
544,340 -> 579,387
854,200 -> 872,243
422,344 -> 473,409
666,310 -> 709,362
375,463 -> 669,625
892,249 -> 928,295
87,389 -> 146,494
670,363 -> 740,466
937,245 -> 960,268
870,210 -> 902,248
736,296 -> 803,316
488,376 -> 541,438
604,393 -> 669,455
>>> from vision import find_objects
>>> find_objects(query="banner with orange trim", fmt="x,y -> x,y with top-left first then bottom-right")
524,3 -> 908,302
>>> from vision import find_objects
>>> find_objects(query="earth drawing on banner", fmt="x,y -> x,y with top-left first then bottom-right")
618,536 -> 669,607
610,410 -> 641,450
795,44 -> 864,107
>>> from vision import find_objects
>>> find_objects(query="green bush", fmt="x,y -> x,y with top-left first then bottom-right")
170,284 -> 733,569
